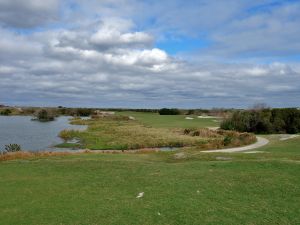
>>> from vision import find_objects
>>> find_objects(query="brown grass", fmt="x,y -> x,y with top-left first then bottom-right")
0,151 -> 72,162
63,117 -> 209,150
62,117 -> 257,151
182,128 -> 257,149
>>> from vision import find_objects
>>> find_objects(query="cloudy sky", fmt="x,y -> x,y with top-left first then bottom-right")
0,0 -> 300,108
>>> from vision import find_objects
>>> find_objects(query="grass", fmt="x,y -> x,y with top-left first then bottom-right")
57,116 -> 254,150
61,116 -> 207,150
0,135 -> 299,224
117,111 -> 220,128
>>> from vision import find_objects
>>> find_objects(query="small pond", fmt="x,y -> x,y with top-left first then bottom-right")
0,116 -> 86,151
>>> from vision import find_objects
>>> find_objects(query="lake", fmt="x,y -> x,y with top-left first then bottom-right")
0,116 -> 86,151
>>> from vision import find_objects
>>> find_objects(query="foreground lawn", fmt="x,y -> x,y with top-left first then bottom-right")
0,136 -> 299,225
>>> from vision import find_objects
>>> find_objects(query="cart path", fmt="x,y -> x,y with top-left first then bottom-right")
201,137 -> 269,153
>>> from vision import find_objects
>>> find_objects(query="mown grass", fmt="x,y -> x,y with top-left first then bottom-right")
0,135 -> 299,225
57,116 -> 254,150
117,111 -> 220,128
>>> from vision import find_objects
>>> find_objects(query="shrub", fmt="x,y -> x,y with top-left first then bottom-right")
186,109 -> 195,115
223,136 -> 232,146
5,144 -> 21,152
58,129 -> 81,142
183,128 -> 192,135
220,119 -> 235,130
221,108 -> 300,134
188,128 -> 220,138
76,108 -> 93,117
59,129 -> 73,142
0,109 -> 12,116
158,108 -> 180,115
0,151 -> 6,155
33,109 -> 55,122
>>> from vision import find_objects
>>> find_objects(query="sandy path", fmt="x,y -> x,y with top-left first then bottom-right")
279,134 -> 299,141
201,137 -> 269,153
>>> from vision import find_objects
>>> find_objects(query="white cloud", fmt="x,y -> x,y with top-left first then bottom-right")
243,67 -> 268,76
1,1 -> 300,108
90,30 -> 153,49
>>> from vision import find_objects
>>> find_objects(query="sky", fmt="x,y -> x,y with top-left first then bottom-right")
0,0 -> 300,108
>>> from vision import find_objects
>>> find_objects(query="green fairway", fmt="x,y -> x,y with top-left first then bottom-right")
118,111 -> 220,128
0,135 -> 299,225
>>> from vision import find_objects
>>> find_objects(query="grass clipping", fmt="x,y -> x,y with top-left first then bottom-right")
57,116 -> 256,150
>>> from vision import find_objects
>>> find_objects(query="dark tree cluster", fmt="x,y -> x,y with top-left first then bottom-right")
0,109 -> 12,116
221,108 -> 300,134
158,108 -> 180,115
33,109 -> 56,122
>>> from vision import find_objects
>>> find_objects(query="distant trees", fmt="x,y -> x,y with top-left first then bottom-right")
221,108 -> 300,134
158,108 -> 180,115
0,144 -> 22,155
5,144 -> 21,152
75,108 -> 93,117
33,109 -> 55,122
0,109 -> 12,116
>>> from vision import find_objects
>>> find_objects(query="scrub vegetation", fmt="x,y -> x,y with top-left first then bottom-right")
32,109 -> 56,122
222,108 -> 300,134
0,108 -> 12,115
57,115 -> 255,150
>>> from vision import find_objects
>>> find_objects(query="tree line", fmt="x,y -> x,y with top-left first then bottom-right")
221,108 -> 300,134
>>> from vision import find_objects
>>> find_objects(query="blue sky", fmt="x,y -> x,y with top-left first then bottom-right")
0,0 -> 300,108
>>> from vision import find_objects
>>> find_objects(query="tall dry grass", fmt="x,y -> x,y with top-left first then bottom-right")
61,116 -> 210,150
183,128 -> 256,149
60,116 -> 256,150
0,151 -> 72,162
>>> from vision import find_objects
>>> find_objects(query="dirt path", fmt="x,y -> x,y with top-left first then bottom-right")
201,137 -> 269,153
279,134 -> 299,141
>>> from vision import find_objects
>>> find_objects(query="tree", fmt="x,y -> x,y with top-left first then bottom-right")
221,108 -> 300,134
158,108 -> 180,115
0,109 -> 12,116
34,109 -> 55,122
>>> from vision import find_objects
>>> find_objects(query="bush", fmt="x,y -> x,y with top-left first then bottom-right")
186,110 -> 195,115
220,119 -> 235,130
5,144 -> 21,152
58,129 -> 81,142
76,108 -> 93,117
223,136 -> 232,146
33,109 -> 55,122
221,108 -> 300,134
0,109 -> 12,116
59,129 -> 73,142
158,108 -> 180,115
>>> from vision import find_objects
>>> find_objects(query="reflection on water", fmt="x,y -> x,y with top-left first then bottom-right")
0,116 -> 86,151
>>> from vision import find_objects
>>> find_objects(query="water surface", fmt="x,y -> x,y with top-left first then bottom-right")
0,116 -> 86,151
